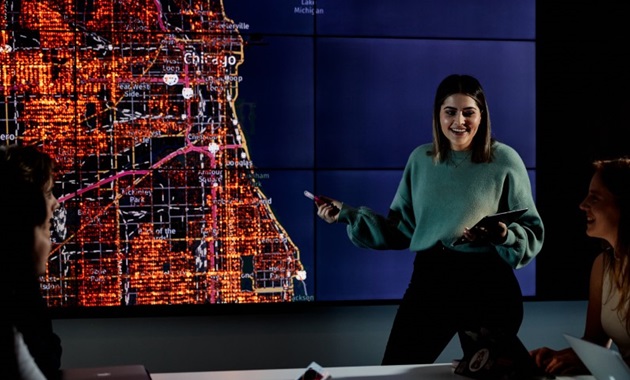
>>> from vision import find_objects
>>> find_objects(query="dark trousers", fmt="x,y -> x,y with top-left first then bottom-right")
381,243 -> 524,365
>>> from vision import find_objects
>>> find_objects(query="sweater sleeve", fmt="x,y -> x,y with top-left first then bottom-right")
492,147 -> 545,269
337,204 -> 411,250
494,207 -> 544,269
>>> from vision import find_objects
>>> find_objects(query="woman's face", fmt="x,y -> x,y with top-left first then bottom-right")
579,171 -> 620,246
33,222 -> 52,275
439,93 -> 482,151
33,177 -> 58,275
44,177 -> 60,217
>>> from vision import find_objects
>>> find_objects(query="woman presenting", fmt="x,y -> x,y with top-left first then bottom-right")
315,74 -> 544,365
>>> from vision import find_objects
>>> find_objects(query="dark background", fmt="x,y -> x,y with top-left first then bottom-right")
536,0 -> 630,300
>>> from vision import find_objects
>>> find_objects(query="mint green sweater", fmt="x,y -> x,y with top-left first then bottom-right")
336,142 -> 544,269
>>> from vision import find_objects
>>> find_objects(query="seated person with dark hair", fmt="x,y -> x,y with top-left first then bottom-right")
1,145 -> 62,379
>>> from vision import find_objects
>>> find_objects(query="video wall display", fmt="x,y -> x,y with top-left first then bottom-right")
0,0 -> 536,310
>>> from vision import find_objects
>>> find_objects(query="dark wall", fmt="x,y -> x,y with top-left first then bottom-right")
536,0 -> 630,299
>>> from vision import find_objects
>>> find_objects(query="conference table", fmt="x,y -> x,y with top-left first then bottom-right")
151,363 -> 596,380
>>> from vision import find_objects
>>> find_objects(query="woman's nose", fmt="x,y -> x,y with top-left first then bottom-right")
52,196 -> 60,211
455,112 -> 465,125
578,199 -> 587,210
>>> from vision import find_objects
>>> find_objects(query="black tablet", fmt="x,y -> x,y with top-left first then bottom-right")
452,208 -> 529,246
454,327 -> 554,380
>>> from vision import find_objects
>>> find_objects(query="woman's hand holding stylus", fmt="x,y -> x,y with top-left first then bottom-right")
315,195 -> 341,224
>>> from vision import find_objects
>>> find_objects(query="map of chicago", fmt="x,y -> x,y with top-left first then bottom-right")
0,0 -> 308,306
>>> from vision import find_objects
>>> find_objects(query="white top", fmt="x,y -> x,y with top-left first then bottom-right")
601,268 -> 630,359
13,327 -> 47,380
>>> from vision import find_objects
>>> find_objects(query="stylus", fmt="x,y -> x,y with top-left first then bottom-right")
304,190 -> 339,211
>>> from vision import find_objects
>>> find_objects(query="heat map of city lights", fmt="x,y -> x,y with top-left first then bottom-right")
0,0 -> 308,307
